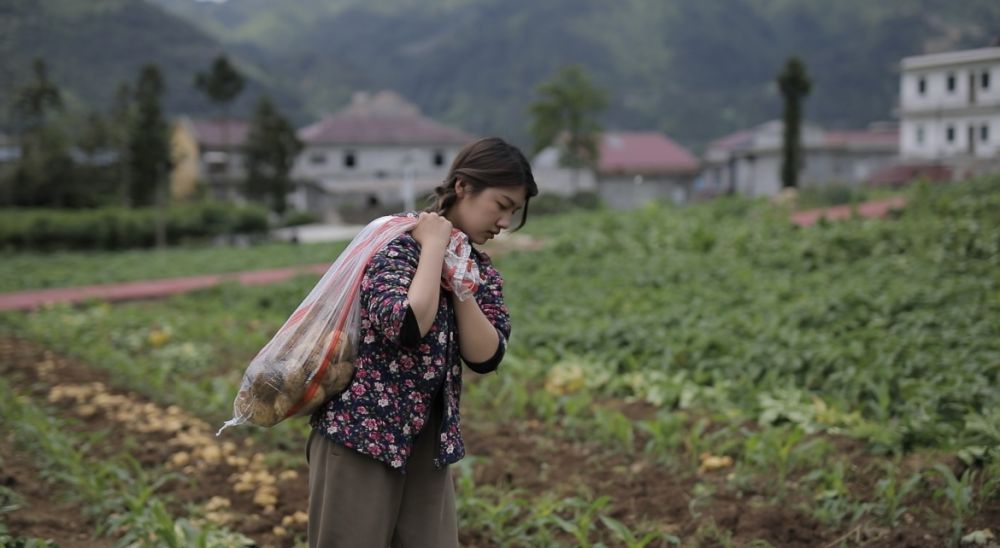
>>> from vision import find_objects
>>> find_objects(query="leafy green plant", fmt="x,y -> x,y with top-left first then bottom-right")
872,461 -> 921,526
600,515 -> 678,547
932,463 -> 977,547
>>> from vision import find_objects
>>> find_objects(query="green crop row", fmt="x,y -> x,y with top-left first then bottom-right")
498,177 -> 1000,454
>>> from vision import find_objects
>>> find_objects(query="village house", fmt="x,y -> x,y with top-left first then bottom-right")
896,45 -> 1000,178
533,131 -> 700,208
290,90 -> 475,220
170,117 -> 250,201
701,120 -> 898,197
594,132 -> 700,208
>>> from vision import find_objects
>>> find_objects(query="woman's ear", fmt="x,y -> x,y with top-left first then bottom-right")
455,179 -> 467,198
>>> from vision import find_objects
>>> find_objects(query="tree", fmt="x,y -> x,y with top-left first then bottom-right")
528,64 -> 607,190
128,64 -> 171,246
194,55 -> 247,190
243,96 -> 303,217
8,57 -> 75,207
777,56 -> 812,189
109,82 -> 134,207
194,54 -> 246,114
13,58 -> 63,131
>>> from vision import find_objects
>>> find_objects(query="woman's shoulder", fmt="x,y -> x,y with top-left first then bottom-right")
375,213 -> 420,258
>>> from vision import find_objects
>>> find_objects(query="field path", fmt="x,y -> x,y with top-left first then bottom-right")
0,233 -> 548,312
790,196 -> 907,227
0,198 -> 900,311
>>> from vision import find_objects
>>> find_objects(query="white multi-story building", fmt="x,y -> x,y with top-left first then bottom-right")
899,47 -> 1000,164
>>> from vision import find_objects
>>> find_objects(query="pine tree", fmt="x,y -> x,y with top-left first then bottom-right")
128,64 -> 171,246
9,58 -> 74,207
777,56 -> 812,189
13,58 -> 63,131
194,55 -> 246,176
194,54 -> 246,114
528,65 -> 607,191
243,96 -> 303,217
110,82 -> 134,207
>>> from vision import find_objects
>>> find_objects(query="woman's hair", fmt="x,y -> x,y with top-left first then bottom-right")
427,137 -> 539,230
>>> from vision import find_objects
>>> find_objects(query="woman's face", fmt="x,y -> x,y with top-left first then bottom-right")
447,182 -> 527,245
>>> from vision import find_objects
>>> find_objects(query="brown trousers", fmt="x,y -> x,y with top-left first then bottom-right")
306,401 -> 459,548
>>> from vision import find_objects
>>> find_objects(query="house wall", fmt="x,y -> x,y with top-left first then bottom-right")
293,144 -> 460,183
169,124 -> 201,201
899,50 -> 1000,160
598,174 -> 693,209
702,146 -> 896,197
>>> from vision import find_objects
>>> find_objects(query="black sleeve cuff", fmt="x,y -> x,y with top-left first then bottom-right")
400,305 -> 421,347
463,336 -> 505,374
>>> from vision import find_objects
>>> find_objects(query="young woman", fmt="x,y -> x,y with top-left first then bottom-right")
307,137 -> 538,547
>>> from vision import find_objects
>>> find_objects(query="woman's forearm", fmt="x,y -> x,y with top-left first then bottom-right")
453,296 -> 500,363
407,243 -> 446,336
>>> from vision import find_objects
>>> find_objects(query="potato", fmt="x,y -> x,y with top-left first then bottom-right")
249,365 -> 286,402
322,361 -> 355,394
235,391 -> 280,427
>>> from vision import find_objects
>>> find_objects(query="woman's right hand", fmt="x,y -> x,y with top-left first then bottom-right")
410,212 -> 453,250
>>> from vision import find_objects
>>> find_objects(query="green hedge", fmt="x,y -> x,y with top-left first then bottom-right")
0,203 -> 270,251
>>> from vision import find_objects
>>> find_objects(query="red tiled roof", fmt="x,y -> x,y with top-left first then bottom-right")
299,90 -> 475,145
190,119 -> 250,148
598,132 -> 699,175
707,129 -> 754,151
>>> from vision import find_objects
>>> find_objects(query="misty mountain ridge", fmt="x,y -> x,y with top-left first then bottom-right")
7,0 -> 1000,151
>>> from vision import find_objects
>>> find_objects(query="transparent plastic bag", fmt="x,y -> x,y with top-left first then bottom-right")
442,228 -> 481,301
218,216 -> 483,434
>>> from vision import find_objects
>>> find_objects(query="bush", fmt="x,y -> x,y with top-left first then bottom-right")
529,191 -> 603,216
0,202 -> 270,251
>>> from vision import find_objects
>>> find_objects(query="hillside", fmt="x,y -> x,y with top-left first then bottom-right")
0,0 -> 298,126
150,0 -> 1000,151
6,0 -> 1000,151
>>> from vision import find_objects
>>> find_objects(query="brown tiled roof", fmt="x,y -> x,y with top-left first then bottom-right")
598,132 -> 700,175
189,119 -> 251,148
299,90 -> 475,145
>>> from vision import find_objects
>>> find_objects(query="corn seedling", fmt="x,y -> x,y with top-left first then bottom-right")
872,461 -> 921,526
932,463 -> 976,547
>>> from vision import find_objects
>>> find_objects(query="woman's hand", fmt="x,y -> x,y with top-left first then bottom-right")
410,212 -> 452,250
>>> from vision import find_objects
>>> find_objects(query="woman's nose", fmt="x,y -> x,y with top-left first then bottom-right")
497,214 -> 512,229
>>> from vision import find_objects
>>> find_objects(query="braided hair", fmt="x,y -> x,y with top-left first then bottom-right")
426,137 -> 539,230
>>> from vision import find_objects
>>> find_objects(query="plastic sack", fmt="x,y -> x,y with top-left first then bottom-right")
442,228 -> 481,301
218,215 -> 483,434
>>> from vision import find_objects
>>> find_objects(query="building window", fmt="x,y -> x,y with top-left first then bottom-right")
947,73 -> 956,92
917,77 -> 926,95
208,161 -> 227,175
343,151 -> 356,169
309,152 -> 327,165
946,125 -> 955,143
916,125 -> 925,144
982,125 -> 990,143
433,150 -> 445,167
983,71 -> 992,90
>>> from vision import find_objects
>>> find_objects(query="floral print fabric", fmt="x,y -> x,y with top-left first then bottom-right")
311,228 -> 510,472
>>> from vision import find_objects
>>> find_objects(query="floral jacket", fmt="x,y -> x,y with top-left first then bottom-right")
310,226 -> 510,472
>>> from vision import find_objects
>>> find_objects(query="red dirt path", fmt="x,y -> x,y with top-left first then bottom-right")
0,198 -> 904,312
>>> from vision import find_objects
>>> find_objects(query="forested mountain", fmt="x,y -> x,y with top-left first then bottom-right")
0,0 -> 298,127
7,0 -> 1000,150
